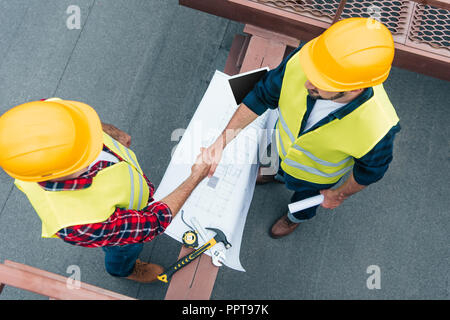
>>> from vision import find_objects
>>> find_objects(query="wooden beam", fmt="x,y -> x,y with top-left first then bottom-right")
224,34 -> 248,76
3,260 -> 135,300
164,247 -> 219,300
240,35 -> 287,72
0,264 -> 128,300
243,25 -> 300,48
393,42 -> 450,81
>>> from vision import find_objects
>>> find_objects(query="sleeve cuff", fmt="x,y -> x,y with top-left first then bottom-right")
242,91 -> 270,116
352,164 -> 388,186
147,200 -> 173,231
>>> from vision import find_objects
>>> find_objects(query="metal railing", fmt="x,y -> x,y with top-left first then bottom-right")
250,0 -> 449,56
180,0 -> 449,81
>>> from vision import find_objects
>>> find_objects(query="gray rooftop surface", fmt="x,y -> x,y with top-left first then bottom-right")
0,0 -> 448,300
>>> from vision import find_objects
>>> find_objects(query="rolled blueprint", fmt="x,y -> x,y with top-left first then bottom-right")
288,194 -> 324,214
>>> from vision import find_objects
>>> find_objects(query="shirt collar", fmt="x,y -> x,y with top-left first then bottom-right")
37,145 -> 121,191
306,87 -> 374,120
331,87 -> 374,120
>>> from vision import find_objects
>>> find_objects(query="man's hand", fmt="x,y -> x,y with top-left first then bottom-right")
205,139 -> 224,177
319,173 -> 366,210
191,148 -> 213,181
319,189 -> 348,209
160,148 -> 213,217
101,123 -> 131,148
206,103 -> 259,177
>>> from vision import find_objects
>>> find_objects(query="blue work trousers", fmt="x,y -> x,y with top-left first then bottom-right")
274,162 -> 338,223
102,243 -> 143,277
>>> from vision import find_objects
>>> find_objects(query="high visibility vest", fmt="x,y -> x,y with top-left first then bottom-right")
15,133 -> 150,238
275,51 -> 399,184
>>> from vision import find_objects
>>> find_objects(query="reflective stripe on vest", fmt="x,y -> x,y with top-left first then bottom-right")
276,50 -> 399,184
278,110 -> 295,143
103,133 -> 148,210
108,137 -> 144,210
277,111 -> 352,168
283,158 -> 353,178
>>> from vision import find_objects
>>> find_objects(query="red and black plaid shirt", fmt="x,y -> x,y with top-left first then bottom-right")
38,145 -> 172,247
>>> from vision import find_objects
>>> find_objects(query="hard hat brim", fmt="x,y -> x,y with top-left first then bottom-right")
299,38 -> 347,92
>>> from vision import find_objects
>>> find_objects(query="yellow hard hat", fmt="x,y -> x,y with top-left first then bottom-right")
0,99 -> 103,182
299,17 -> 395,92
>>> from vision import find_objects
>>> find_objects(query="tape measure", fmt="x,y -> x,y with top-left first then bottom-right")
182,230 -> 198,248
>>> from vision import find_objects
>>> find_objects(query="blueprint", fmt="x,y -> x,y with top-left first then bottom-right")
153,70 -> 278,271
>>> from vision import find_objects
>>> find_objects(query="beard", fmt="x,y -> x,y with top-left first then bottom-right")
307,89 -> 346,101
307,89 -> 323,100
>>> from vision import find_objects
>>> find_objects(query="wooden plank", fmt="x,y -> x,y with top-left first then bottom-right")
185,254 -> 219,300
263,42 -> 287,69
165,247 -> 202,299
240,35 -> 287,72
243,25 -> 300,48
393,42 -> 450,81
3,260 -> 135,300
0,264 -> 122,300
240,35 -> 268,72
224,34 -> 248,76
165,246 -> 219,300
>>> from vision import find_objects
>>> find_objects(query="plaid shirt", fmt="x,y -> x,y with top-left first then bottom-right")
38,145 -> 172,247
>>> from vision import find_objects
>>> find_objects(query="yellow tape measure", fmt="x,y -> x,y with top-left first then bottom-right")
182,230 -> 198,248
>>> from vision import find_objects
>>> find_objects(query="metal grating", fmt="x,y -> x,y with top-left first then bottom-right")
408,4 -> 450,51
340,0 -> 410,36
254,0 -> 340,22
251,0 -> 449,55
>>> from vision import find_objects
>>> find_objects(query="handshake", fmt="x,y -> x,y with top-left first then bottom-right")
161,142 -> 225,217
190,140 -> 224,181
106,122 -> 227,217
105,103 -> 259,217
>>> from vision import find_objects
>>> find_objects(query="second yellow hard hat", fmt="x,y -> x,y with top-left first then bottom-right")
0,99 -> 103,182
299,17 -> 395,92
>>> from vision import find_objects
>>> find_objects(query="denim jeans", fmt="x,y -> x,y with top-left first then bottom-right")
102,243 -> 143,277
